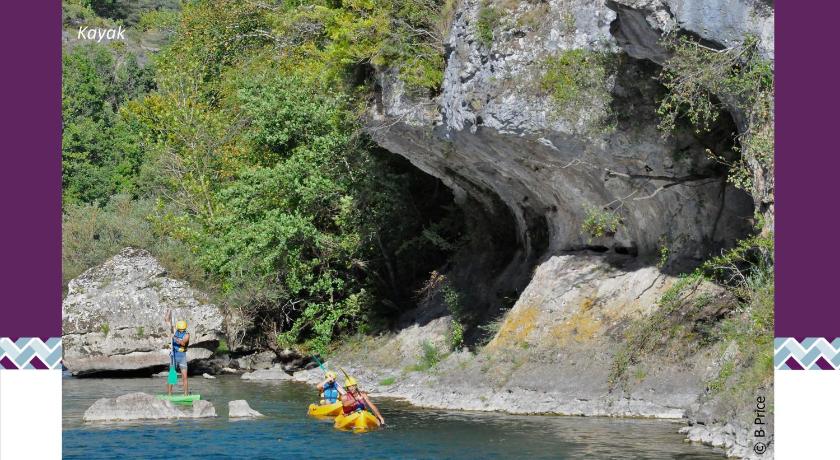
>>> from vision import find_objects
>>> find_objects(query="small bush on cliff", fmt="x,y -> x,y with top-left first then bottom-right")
540,49 -> 610,106
477,2 -> 502,47
539,49 -> 617,132
409,341 -> 445,372
580,207 -> 622,239
448,319 -> 465,349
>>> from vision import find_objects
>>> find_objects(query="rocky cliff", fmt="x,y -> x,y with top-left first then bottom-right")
359,0 -> 773,457
62,248 -> 225,375
369,0 -> 767,273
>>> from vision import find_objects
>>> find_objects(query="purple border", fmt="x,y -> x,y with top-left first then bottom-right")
0,2 -> 61,337
774,3 -> 839,337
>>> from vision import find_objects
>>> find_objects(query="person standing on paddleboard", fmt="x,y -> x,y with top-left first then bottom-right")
165,310 -> 190,396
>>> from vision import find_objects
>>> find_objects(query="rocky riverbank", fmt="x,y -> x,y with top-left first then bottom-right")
278,253 -> 772,457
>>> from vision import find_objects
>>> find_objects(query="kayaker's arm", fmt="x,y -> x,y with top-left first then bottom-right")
363,394 -> 384,425
176,333 -> 190,346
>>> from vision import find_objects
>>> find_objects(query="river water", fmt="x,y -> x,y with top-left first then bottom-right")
63,375 -> 723,459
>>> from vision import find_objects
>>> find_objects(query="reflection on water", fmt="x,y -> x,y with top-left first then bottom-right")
63,375 -> 723,459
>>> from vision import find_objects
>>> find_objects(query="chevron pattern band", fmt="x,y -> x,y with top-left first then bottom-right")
0,338 -> 62,370
775,337 -> 840,370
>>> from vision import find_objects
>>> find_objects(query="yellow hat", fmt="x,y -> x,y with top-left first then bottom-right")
325,371 -> 337,380
176,320 -> 187,331
344,376 -> 358,387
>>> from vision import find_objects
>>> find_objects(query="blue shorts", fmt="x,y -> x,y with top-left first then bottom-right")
173,354 -> 188,373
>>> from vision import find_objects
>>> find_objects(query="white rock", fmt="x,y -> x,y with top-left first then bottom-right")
228,400 -> 264,418
83,392 -> 216,422
63,248 -> 225,376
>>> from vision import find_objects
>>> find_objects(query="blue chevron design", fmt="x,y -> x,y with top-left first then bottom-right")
0,337 -> 62,369
775,337 -> 840,371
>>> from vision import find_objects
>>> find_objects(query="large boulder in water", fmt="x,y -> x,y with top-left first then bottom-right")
83,392 -> 217,422
62,247 -> 225,376
228,400 -> 263,418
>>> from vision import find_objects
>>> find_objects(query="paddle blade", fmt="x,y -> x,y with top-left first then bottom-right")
167,365 -> 178,385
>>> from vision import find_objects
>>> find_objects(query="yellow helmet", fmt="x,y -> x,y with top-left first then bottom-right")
176,320 -> 187,331
325,371 -> 337,380
344,376 -> 358,387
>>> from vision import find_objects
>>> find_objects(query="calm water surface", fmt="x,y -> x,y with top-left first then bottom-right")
63,375 -> 724,459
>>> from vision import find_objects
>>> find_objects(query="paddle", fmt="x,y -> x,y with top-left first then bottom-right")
312,355 -> 328,374
166,310 -> 178,386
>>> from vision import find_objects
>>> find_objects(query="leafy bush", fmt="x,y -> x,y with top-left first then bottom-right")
409,341 -> 444,372
62,44 -> 154,205
540,49 -> 610,106
580,207 -> 622,239
448,319 -> 464,350
443,285 -> 463,319
215,339 -> 230,355
61,195 -> 206,289
657,244 -> 670,268
657,35 -> 774,195
476,3 -> 501,48
608,271 -> 704,390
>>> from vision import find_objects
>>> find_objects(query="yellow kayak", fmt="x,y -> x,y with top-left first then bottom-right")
334,410 -> 381,432
307,402 -> 343,417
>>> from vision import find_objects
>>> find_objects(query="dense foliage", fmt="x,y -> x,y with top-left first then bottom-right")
62,44 -> 154,204
657,35 -> 774,198
62,0 -> 459,353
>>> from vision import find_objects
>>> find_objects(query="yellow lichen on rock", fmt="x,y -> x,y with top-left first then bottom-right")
486,304 -> 540,350
548,297 -> 601,346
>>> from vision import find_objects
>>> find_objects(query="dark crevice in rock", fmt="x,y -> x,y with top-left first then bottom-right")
583,245 -> 610,253
73,366 -> 171,378
613,245 -> 638,256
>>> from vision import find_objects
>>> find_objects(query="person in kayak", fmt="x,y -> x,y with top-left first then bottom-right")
317,371 -> 344,405
165,312 -> 190,396
341,376 -> 385,425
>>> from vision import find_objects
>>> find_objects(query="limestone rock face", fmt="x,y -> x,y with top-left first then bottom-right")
241,365 -> 292,381
63,247 -> 225,376
82,392 -> 216,422
318,255 -> 735,417
365,1 -> 773,451
610,0 -> 774,63
680,422 -> 772,460
228,400 -> 264,418
368,0 -> 760,280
